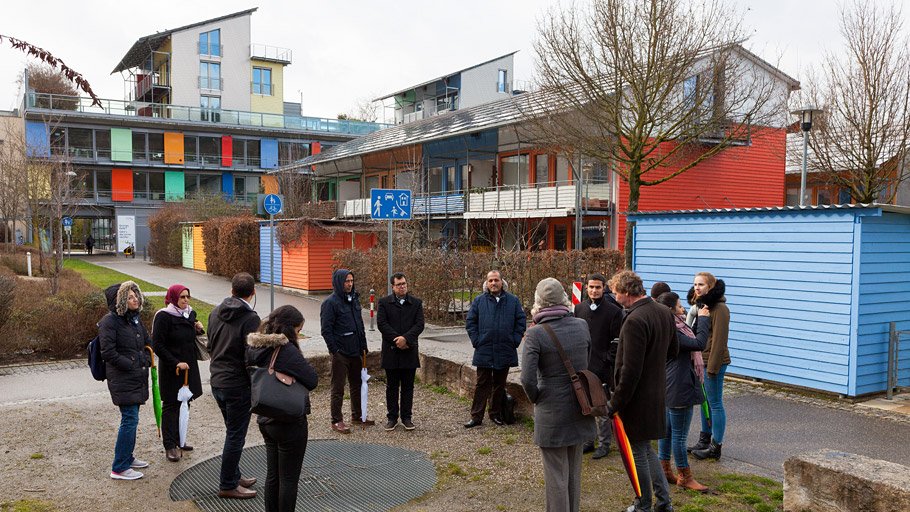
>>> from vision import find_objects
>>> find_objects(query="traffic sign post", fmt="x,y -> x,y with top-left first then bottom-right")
370,189 -> 412,296
62,217 -> 73,257
263,194 -> 283,313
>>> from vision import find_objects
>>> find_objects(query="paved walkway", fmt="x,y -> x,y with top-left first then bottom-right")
11,254 -> 910,482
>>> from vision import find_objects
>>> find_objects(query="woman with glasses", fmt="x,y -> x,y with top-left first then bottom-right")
152,284 -> 205,462
99,281 -> 152,480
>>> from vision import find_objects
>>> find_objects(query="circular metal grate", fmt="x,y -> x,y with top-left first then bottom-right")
169,439 -> 437,512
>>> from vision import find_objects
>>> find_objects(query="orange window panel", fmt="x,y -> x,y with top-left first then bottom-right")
111,169 -> 133,202
164,132 -> 185,164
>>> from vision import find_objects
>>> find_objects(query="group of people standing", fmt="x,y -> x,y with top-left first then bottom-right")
97,264 -> 729,512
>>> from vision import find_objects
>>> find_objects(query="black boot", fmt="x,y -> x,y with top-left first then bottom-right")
687,431 -> 711,453
692,440 -> 722,461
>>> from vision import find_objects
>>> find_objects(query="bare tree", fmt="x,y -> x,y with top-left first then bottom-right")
0,34 -> 102,107
338,96 -> 381,123
530,0 -> 787,265
802,1 -> 910,204
0,121 -> 29,249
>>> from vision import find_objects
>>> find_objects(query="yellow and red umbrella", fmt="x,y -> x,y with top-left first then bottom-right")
612,413 -> 641,498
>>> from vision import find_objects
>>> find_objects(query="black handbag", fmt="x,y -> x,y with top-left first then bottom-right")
250,345 -> 309,420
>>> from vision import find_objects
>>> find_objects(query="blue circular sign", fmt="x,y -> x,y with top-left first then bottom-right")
263,194 -> 283,215
62,216 -> 73,227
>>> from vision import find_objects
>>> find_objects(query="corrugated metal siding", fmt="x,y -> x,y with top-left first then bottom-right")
617,127 -> 786,250
192,224 -> 207,272
280,227 -> 378,292
855,212 -> 910,395
632,209 -> 857,395
282,242 -> 307,290
259,225 -> 282,286
181,226 -> 194,269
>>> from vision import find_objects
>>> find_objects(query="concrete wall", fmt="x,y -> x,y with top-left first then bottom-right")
170,13 -> 252,111
460,55 -> 514,109
250,58 -> 284,114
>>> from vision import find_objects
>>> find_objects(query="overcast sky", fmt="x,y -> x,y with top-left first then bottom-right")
1,0 -> 907,120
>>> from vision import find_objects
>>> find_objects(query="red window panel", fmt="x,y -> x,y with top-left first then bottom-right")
222,135 -> 232,167
111,168 -> 133,202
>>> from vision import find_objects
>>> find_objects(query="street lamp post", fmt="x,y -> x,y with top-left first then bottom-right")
790,106 -> 823,206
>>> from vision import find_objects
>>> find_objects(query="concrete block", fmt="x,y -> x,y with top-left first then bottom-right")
784,449 -> 910,512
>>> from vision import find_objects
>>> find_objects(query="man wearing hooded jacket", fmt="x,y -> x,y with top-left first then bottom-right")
321,269 -> 371,434
207,273 -> 260,500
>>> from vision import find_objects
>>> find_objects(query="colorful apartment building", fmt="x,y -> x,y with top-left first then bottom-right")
298,47 -> 799,251
19,8 -> 387,253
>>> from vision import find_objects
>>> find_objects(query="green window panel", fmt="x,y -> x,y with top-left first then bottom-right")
165,171 -> 185,202
111,128 -> 133,162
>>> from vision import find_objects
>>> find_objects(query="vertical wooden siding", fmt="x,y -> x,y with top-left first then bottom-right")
192,225 -> 207,272
616,127 -> 786,250
181,226 -> 193,269
281,227 -> 378,292
855,213 -> 910,394
259,225 -> 282,286
632,209 -> 857,394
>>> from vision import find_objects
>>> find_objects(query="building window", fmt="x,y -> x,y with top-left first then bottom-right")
817,188 -> 832,206
253,67 -> 272,95
201,96 -> 221,122
497,69 -> 508,93
199,62 -> 222,90
199,29 -> 221,56
199,136 -> 221,166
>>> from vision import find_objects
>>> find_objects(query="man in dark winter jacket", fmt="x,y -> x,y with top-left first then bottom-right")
464,270 -> 527,428
574,273 -> 623,459
377,272 -> 425,431
321,269 -> 371,434
607,270 -> 679,512
207,273 -> 260,500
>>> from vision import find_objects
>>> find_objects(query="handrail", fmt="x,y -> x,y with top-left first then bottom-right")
26,92 -> 391,136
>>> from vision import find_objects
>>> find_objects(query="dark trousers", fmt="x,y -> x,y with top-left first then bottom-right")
470,367 -> 509,421
212,385 -> 252,490
630,439 -> 672,511
259,420 -> 309,512
330,353 -> 362,423
161,400 -> 191,450
385,368 -> 416,421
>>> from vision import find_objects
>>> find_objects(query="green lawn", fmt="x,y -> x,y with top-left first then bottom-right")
63,259 -> 214,325
63,259 -> 166,292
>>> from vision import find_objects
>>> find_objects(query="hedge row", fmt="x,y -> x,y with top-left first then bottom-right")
201,216 -> 261,279
334,247 -> 624,324
148,198 -> 250,267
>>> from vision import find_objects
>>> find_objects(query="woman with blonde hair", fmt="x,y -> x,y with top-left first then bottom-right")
687,272 -> 730,461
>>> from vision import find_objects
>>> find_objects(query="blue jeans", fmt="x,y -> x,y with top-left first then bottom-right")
699,364 -> 728,444
658,406 -> 694,468
212,385 -> 252,490
112,405 -> 140,473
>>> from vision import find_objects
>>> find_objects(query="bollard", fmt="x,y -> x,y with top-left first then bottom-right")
369,288 -> 376,331
26,251 -> 32,277
143,246 -> 147,261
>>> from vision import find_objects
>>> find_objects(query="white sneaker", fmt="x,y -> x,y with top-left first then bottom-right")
130,459 -> 150,469
111,468 -> 144,480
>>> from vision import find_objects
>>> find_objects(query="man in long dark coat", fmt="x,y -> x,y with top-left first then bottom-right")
607,270 -> 679,512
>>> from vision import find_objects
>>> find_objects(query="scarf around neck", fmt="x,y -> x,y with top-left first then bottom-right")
532,305 -> 571,325
158,303 -> 193,319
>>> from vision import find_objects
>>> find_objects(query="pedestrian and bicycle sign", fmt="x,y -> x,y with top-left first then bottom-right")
370,189 -> 412,220
263,194 -> 283,215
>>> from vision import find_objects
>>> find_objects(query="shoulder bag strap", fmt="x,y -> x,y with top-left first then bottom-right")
268,344 -> 281,374
541,323 -> 591,414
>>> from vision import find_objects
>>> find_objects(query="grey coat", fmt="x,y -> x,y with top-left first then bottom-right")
520,314 -> 596,448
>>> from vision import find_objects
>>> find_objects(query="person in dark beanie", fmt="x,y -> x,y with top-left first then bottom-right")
650,282 -> 671,299
377,272 -> 425,431
607,270 -> 679,512
321,269 -> 372,434
574,272 -> 622,459
208,272 -> 260,500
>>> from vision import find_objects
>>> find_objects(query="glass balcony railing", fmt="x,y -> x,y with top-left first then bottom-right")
26,92 -> 392,136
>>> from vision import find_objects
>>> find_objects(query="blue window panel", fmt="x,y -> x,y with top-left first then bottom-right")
25,121 -> 49,157
221,172 -> 233,198
260,139 -> 278,168
259,224 -> 282,286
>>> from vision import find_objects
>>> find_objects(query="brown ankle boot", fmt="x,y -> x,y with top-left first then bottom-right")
659,460 -> 676,483
676,466 -> 708,492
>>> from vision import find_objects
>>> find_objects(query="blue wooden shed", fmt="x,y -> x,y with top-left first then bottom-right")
628,204 -> 910,397
259,222 -> 282,286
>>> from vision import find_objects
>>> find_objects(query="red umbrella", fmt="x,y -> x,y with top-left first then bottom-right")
612,414 -> 642,498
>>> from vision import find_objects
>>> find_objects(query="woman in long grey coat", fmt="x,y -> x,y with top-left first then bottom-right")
521,278 -> 596,512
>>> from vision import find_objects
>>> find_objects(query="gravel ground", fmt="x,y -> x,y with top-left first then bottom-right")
0,376 -> 780,512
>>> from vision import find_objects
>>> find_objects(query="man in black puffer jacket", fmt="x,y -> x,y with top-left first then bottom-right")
207,273 -> 261,500
321,269 -> 370,434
